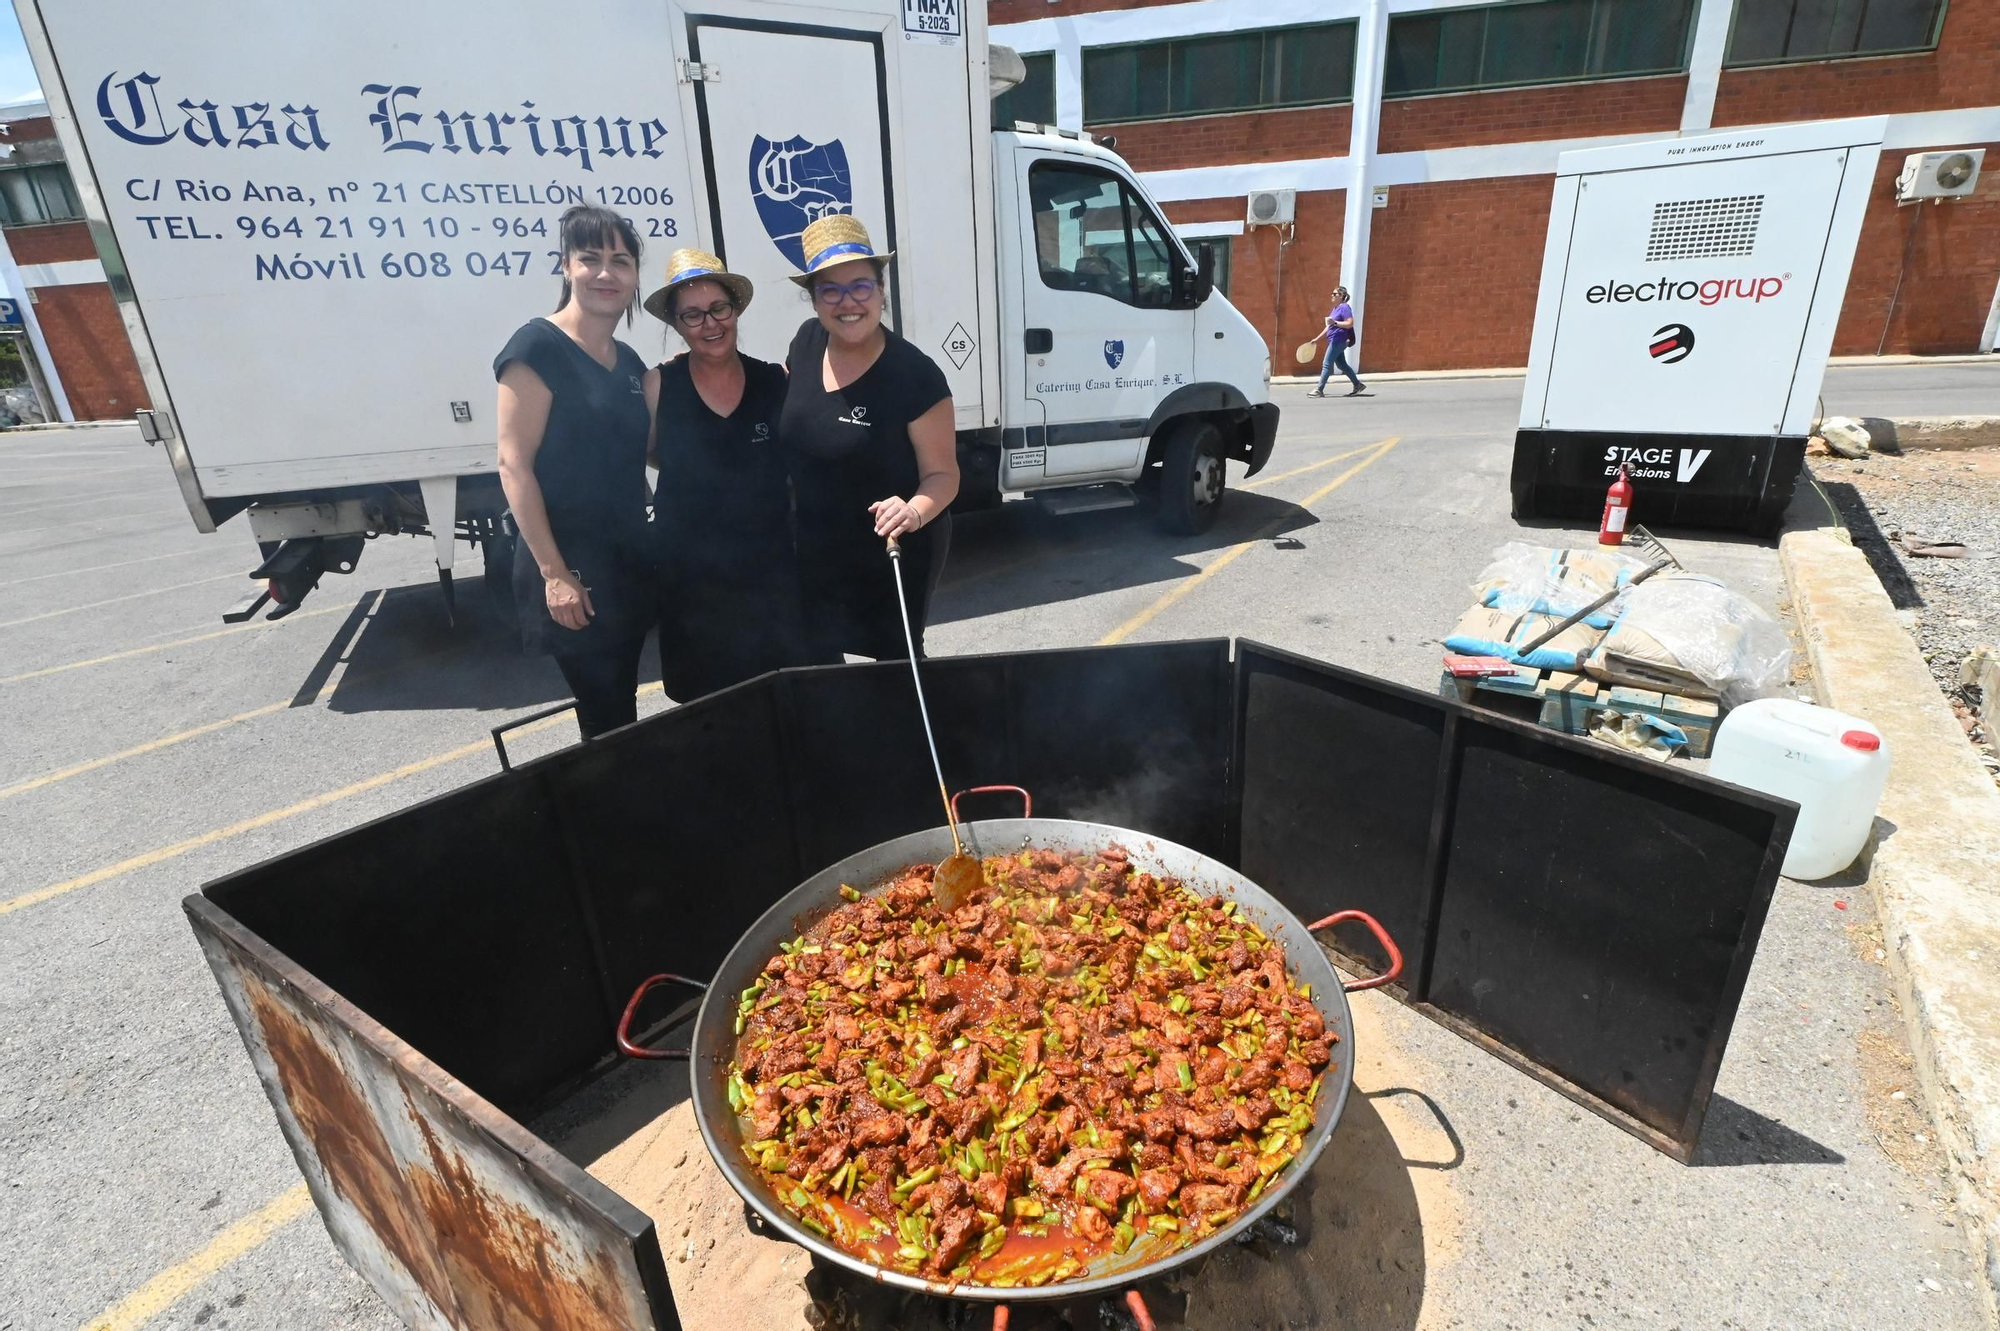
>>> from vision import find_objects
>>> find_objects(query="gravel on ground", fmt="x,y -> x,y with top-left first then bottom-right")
1810,446 -> 2000,783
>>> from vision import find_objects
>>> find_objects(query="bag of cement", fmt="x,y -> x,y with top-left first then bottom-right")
1474,542 -> 1650,628
1586,574 -> 1791,708
1444,604 -> 1603,672
1587,710 -> 1686,761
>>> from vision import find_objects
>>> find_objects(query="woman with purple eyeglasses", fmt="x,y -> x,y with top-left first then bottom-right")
779,214 -> 960,661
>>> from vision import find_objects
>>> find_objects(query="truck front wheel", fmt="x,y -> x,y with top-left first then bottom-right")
1157,420 -> 1226,534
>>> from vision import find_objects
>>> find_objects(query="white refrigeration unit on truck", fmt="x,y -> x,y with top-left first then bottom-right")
1510,118 -> 1886,535
16,0 -> 1275,620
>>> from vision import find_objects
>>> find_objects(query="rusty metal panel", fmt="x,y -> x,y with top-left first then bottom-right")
186,896 -> 677,1330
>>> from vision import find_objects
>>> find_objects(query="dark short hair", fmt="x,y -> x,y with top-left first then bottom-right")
553,204 -> 643,325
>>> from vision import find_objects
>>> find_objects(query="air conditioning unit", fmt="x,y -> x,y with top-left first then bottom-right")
1896,149 -> 1983,201
1245,189 -> 1295,227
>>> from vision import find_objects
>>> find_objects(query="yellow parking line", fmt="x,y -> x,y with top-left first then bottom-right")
0,685 -> 662,918
0,701 -> 291,801
1239,440 -> 1382,491
80,1184 -> 313,1331
0,601 -> 359,686
0,573 -> 247,629
0,547 -> 219,589
1099,436 -> 1401,647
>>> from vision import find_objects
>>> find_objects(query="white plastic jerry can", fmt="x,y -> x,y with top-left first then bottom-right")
1710,699 -> 1890,881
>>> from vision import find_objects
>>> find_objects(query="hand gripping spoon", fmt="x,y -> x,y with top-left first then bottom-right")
886,537 -> 983,912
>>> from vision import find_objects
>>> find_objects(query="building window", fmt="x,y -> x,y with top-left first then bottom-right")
1385,0 -> 1696,98
0,164 -> 82,226
1083,22 -> 1357,124
1725,0 -> 1947,65
1030,161 -> 1183,310
994,52 -> 1056,128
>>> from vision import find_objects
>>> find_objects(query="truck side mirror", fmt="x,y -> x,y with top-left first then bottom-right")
1191,242 -> 1216,306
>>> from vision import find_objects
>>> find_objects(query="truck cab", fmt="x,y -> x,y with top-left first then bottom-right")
986,127 -> 1277,533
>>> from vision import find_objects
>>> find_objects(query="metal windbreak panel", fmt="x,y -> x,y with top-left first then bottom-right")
1426,718 -> 1790,1155
1230,640 -> 1794,1161
1233,645 -> 1447,979
186,897 -> 675,1331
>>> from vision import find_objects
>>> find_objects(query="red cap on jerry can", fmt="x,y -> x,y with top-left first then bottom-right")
1839,730 -> 1880,752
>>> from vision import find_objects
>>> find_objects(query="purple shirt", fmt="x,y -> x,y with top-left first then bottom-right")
1326,301 -> 1355,345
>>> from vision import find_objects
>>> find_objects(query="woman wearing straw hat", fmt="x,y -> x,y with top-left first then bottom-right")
779,214 -> 959,661
642,247 -> 806,699
495,204 -> 659,740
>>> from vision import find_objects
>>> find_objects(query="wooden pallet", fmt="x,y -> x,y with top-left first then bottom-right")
1439,666 -> 1720,757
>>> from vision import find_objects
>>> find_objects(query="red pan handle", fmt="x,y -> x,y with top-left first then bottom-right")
1305,910 -> 1404,993
616,973 -> 709,1059
950,785 -> 1033,822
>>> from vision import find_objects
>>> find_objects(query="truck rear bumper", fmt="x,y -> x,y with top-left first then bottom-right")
1241,403 -> 1280,478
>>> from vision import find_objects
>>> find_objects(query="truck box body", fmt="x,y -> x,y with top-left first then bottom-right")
19,0 -> 1272,607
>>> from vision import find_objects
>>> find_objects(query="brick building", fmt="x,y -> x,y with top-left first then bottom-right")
989,0 -> 2000,372
0,100 -> 148,420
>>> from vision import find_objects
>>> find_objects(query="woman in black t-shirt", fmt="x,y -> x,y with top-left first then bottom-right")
779,215 -> 959,661
642,248 -> 805,699
495,206 -> 659,739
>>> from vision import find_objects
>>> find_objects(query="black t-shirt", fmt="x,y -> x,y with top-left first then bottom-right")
653,352 -> 791,581
492,318 -> 650,543
779,318 -> 951,566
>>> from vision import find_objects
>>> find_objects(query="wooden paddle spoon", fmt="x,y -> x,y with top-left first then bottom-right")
887,538 -> 984,913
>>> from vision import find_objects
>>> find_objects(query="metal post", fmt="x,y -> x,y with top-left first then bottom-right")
1340,0 -> 1388,374
1876,202 -> 1924,357
0,224 -> 74,421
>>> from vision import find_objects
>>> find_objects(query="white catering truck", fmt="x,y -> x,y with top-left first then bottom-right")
16,0 -> 1277,619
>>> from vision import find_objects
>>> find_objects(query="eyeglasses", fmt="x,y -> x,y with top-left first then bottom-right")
812,277 -> 878,307
676,300 -> 737,329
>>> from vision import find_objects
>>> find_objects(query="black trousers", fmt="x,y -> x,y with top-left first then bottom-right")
801,513 -> 953,663
554,636 -> 648,740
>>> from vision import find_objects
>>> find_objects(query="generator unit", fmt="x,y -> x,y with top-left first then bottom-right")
1511,118 -> 1886,534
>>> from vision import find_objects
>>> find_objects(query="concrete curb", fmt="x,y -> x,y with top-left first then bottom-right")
1857,415 -> 2000,452
1783,527 -> 2000,1327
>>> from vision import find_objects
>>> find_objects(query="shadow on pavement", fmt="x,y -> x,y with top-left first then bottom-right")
283,573 -> 657,716
1691,1094 -> 1846,1167
1810,473 -> 1924,611
933,490 -> 1323,628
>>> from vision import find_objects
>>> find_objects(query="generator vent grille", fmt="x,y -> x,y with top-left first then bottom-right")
1644,194 -> 1764,262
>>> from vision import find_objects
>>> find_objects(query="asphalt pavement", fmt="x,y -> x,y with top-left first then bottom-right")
1,361 -> 1993,1330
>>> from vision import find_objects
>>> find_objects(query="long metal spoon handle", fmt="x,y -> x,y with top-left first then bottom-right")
888,540 -> 963,855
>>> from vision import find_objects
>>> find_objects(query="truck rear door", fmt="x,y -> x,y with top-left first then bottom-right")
680,12 -> 899,368
1012,148 -> 1195,480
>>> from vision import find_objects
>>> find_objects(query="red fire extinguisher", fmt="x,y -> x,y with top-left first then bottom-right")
1599,465 -> 1634,547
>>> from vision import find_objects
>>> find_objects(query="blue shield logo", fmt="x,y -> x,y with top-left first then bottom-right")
1103,340 -> 1125,369
750,136 -> 853,269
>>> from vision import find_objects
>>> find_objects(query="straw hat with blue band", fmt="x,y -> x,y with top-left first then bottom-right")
787,214 -> 895,287
643,247 -> 755,324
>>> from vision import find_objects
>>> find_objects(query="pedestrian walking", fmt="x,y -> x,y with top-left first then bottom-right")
1307,285 -> 1366,398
